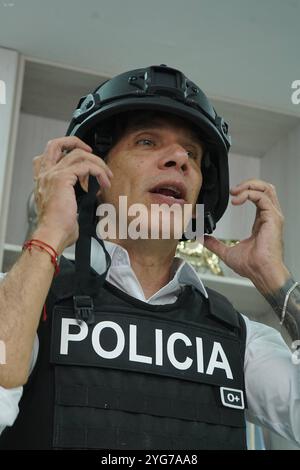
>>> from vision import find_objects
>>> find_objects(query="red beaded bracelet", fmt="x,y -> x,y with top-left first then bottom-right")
22,238 -> 60,276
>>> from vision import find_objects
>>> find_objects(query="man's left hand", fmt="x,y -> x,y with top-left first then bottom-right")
203,179 -> 291,294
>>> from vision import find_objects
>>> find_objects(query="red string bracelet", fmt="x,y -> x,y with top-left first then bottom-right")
22,239 -> 60,322
22,239 -> 60,276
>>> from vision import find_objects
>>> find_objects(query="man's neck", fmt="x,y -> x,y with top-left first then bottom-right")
110,239 -> 178,299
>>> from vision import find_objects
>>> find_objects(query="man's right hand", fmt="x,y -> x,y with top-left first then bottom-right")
32,136 -> 113,254
0,135 -> 115,388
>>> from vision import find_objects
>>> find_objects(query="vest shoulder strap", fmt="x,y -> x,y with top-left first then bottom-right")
205,285 -> 243,329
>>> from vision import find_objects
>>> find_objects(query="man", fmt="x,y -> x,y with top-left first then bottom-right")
0,65 -> 299,449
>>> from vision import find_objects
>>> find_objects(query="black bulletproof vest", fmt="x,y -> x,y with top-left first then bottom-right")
0,256 -> 247,450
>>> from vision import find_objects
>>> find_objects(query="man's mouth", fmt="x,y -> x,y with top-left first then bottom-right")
149,182 -> 187,204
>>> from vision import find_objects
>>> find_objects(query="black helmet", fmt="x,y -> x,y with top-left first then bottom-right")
66,64 -> 231,234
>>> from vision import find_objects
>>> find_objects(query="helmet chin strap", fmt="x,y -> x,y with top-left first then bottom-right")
73,175 -> 111,324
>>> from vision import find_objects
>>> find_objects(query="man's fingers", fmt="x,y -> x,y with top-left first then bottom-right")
56,150 -> 114,188
52,161 -> 112,189
33,137 -> 93,176
203,235 -> 229,262
78,174 -> 89,192
229,180 -> 284,238
33,155 -> 43,180
230,188 -> 284,237
33,141 -> 113,188
230,188 -> 278,212
230,179 -> 274,194
45,136 -> 92,165
230,179 -> 281,210
58,149 -> 112,173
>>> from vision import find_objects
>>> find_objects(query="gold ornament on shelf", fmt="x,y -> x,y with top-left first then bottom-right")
176,239 -> 239,276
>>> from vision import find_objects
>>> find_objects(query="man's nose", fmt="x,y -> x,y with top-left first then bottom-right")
157,143 -> 189,172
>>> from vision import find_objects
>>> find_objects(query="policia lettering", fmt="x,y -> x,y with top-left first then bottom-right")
59,316 -> 234,379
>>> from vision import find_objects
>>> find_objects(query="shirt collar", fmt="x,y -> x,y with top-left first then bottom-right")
90,237 -> 208,299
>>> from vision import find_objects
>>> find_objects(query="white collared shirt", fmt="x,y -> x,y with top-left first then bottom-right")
0,239 -> 300,447
90,238 -> 208,304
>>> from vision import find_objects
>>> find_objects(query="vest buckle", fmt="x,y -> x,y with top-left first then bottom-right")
73,295 -> 95,325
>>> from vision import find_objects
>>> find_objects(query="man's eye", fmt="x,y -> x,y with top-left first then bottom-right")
186,149 -> 198,160
136,139 -> 154,146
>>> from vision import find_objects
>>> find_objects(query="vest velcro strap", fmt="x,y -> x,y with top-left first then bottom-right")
55,380 -> 245,427
53,424 -> 206,449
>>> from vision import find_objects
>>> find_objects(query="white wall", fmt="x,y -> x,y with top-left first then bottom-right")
0,48 -> 22,267
261,123 -> 300,279
0,48 -> 18,204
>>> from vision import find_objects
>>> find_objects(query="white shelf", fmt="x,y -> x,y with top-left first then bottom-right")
4,243 -> 23,253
